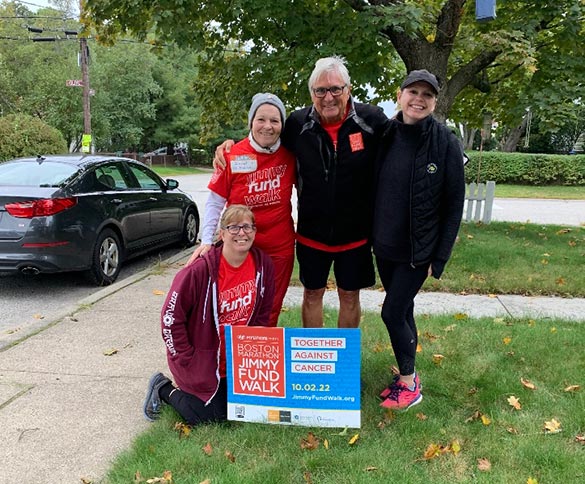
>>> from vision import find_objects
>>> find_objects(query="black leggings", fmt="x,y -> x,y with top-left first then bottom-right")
160,379 -> 227,426
376,258 -> 429,376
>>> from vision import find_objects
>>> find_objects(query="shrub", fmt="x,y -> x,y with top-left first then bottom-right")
0,114 -> 67,161
465,151 -> 585,185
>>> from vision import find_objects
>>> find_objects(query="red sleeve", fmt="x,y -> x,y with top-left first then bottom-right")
207,149 -> 232,199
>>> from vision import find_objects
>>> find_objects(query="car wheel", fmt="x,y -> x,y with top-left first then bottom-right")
87,228 -> 122,286
182,208 -> 199,247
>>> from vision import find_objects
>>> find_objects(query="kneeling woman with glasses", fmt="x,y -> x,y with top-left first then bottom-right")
144,205 -> 275,425
189,93 -> 295,327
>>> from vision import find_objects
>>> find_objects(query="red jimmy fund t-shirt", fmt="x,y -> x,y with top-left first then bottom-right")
217,253 -> 257,377
208,137 -> 295,256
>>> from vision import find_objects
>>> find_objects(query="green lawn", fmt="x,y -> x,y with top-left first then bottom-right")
492,184 -> 585,200
288,222 -> 585,297
151,165 -> 210,177
106,309 -> 585,484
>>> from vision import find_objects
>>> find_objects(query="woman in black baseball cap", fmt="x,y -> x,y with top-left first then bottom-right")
373,69 -> 466,411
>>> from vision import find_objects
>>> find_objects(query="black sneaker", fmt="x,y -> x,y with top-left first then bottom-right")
143,372 -> 171,421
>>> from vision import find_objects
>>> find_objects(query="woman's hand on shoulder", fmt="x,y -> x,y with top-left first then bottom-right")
213,140 -> 235,170
186,243 -> 212,266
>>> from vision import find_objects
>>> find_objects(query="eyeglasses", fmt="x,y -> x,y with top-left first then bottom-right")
223,224 -> 256,235
312,84 -> 347,98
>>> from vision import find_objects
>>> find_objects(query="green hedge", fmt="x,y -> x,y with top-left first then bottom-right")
465,151 -> 585,185
0,114 -> 67,162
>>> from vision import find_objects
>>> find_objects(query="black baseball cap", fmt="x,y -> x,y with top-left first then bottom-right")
401,69 -> 440,94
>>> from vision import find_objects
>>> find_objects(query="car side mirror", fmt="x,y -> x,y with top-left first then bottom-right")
166,179 -> 179,190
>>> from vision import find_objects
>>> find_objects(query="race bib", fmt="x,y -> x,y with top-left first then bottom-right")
231,155 -> 258,173
349,132 -> 364,152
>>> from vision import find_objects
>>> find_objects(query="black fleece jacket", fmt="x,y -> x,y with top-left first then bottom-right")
373,113 -> 465,278
282,98 -> 389,246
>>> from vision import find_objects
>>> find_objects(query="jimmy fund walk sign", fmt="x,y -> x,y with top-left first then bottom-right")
225,326 -> 361,428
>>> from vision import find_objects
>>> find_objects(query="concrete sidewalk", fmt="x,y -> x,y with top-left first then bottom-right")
1,250 -> 584,484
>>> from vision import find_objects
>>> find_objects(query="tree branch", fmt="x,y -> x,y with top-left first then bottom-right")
434,0 -> 466,48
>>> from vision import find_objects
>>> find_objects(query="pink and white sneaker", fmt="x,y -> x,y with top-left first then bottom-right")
379,379 -> 422,411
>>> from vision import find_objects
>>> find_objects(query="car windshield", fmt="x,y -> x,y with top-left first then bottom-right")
0,161 -> 78,187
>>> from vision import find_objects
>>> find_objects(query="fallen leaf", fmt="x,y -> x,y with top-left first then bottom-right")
527,478 -> 539,484
416,343 -> 423,353
81,478 -> 93,484
371,342 -> 386,353
550,327 -> 557,333
432,354 -> 445,365
468,387 -> 478,395
443,324 -> 456,332
555,277 -> 565,286
300,432 -> 320,450
488,293 -> 497,298
540,259 -> 549,265
173,421 -> 191,439
325,279 -> 337,291
33,313 -> 44,320
103,348 -> 118,356
224,450 -> 235,462
543,418 -> 562,434
506,426 -> 519,434
575,434 -> 585,444
481,414 -> 491,426
466,234 -> 474,239
134,471 -> 143,483
323,439 -> 329,450
364,466 -> 378,472
146,470 -> 173,483
564,385 -> 580,393
521,378 -> 536,390
422,331 -> 439,342
465,410 -> 481,423
152,289 -> 165,296
542,253 -> 551,257
477,458 -> 491,472
202,442 -> 213,455
199,480 -> 211,484
556,228 -> 571,235
507,396 -> 522,410
454,313 -> 468,320
416,412 -> 428,421
348,433 -> 360,445
450,440 -> 461,455
493,317 -> 505,323
303,471 -> 313,484
390,365 -> 400,376
502,337 -> 512,345
422,443 -> 444,460
528,319 -> 535,327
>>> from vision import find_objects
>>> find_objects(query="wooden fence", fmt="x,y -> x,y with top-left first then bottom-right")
464,181 -> 496,224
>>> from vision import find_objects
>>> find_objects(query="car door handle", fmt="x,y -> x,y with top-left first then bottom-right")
110,198 -> 123,204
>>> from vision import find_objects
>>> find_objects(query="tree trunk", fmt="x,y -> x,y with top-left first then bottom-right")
500,116 -> 529,152
457,123 -> 476,150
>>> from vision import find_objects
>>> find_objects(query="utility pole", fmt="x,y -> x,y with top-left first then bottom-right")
79,1 -> 92,153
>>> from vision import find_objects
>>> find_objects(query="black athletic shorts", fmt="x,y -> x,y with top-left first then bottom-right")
296,241 -> 375,291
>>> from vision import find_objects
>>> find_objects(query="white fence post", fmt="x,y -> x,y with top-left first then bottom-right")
464,181 -> 495,223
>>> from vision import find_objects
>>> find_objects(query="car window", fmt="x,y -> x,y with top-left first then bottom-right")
94,164 -> 129,190
0,161 -> 77,187
127,164 -> 163,190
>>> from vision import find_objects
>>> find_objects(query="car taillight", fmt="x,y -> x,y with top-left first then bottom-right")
5,197 -> 77,218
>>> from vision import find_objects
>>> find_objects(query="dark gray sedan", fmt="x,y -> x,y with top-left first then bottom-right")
0,154 -> 199,285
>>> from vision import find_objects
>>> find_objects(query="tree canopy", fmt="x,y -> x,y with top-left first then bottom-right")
83,0 -> 585,147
